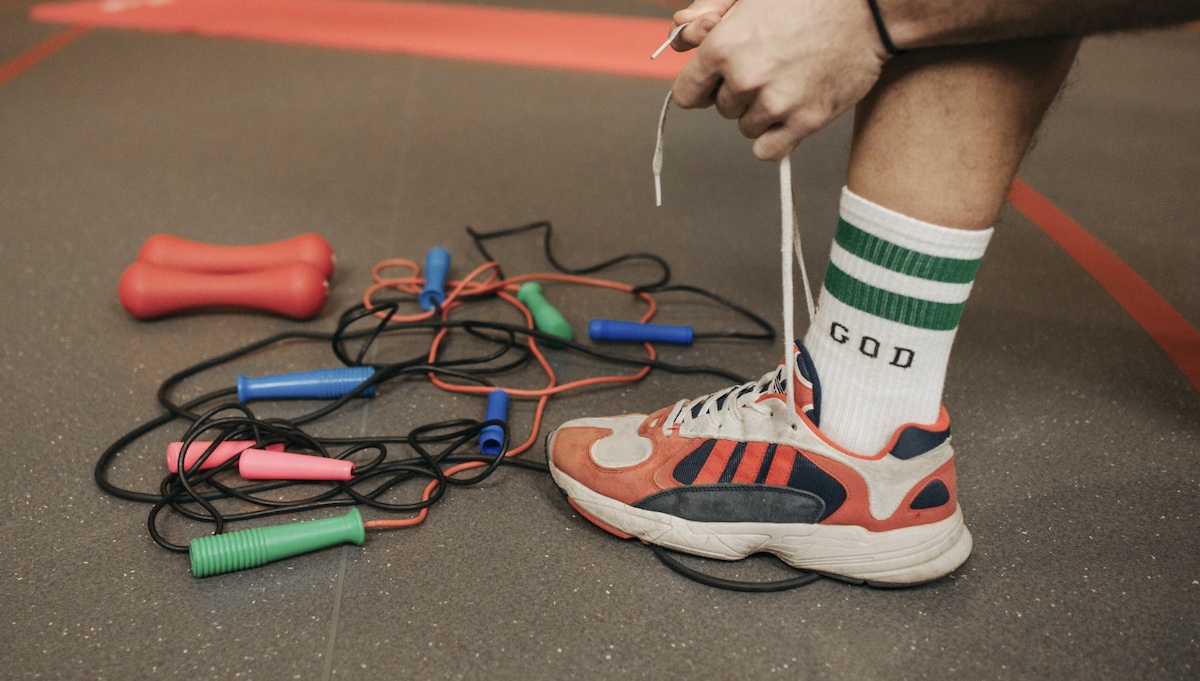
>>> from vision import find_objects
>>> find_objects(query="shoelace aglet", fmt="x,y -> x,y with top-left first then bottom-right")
651,23 -> 688,60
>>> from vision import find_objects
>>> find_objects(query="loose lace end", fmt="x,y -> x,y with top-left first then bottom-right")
652,23 -> 689,60
650,25 -> 683,204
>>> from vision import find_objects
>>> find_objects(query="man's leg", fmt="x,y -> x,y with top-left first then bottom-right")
546,39 -> 1082,586
804,39 -> 1081,455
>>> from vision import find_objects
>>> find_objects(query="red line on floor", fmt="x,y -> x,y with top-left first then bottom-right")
30,0 -> 687,80
639,0 -> 689,12
1009,179 -> 1200,391
0,23 -> 89,88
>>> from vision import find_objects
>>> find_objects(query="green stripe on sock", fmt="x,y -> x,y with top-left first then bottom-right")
836,219 -> 982,284
824,263 -> 965,331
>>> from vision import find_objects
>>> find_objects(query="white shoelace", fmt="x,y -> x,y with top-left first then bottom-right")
650,32 -> 816,431
662,362 -> 790,435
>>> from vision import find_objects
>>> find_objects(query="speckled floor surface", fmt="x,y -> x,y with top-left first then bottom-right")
2,3 -> 1196,679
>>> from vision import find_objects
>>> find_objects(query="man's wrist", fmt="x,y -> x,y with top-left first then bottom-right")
871,0 -> 1040,49
872,0 -> 1200,50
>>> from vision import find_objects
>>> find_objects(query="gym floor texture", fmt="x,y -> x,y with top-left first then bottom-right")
2,1 -> 1196,679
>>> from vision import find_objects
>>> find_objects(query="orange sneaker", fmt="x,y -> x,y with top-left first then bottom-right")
547,343 -> 972,586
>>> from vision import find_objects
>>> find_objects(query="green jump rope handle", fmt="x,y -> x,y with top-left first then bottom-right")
516,282 -> 573,344
189,508 -> 366,578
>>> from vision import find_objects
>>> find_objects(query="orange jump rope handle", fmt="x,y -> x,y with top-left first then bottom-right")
137,233 -> 335,280
118,262 -> 328,320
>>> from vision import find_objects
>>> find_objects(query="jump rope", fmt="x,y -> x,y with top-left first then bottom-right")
99,220 -> 821,591
98,25 -> 827,593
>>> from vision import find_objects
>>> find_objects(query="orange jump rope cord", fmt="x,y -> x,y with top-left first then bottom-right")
362,460 -> 493,529
359,259 -> 668,531
361,394 -> 549,532
364,259 -> 509,323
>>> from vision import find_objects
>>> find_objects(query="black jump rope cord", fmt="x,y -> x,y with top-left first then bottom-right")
99,221 -> 819,591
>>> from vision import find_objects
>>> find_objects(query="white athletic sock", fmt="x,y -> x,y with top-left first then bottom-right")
803,187 -> 993,455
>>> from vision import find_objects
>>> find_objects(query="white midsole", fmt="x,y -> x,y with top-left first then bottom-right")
550,461 -> 973,585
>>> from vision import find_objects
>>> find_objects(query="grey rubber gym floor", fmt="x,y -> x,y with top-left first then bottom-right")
2,2 -> 1196,679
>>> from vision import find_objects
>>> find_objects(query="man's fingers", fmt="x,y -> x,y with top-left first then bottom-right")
670,15 -> 720,52
671,51 -> 723,109
672,0 -> 736,27
751,120 -> 809,162
714,82 -> 751,120
737,95 -> 783,139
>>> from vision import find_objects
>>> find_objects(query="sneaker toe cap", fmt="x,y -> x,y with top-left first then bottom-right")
550,414 -> 653,472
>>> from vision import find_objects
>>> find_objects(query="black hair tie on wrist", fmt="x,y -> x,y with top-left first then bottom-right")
865,0 -> 903,56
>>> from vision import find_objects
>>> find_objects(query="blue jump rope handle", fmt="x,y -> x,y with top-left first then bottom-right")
237,367 -> 376,402
588,319 -> 695,345
478,390 -> 510,456
419,247 -> 451,311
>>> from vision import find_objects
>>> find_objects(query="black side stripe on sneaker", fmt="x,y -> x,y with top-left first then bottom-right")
634,485 -> 826,524
717,442 -> 748,483
673,439 -> 717,485
753,444 -> 778,484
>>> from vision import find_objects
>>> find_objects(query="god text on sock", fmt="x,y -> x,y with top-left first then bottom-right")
829,322 -> 915,368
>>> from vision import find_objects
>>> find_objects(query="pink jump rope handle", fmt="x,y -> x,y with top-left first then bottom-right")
118,261 -> 328,320
137,233 -> 335,280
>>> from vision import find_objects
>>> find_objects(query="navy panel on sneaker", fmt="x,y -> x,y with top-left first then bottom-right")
786,453 -> 847,521
795,342 -> 822,426
890,424 -> 951,460
910,480 -> 951,510
634,485 -> 826,524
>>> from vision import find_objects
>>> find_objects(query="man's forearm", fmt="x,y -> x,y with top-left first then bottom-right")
883,0 -> 1200,49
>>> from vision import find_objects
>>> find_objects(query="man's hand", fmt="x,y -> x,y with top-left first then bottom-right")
670,0 -> 890,161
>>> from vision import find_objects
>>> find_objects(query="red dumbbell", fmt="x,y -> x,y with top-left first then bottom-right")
118,233 -> 335,320
136,232 -> 335,280
118,261 -> 329,320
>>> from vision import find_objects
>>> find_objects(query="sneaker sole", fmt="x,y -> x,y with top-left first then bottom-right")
550,458 -> 973,586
